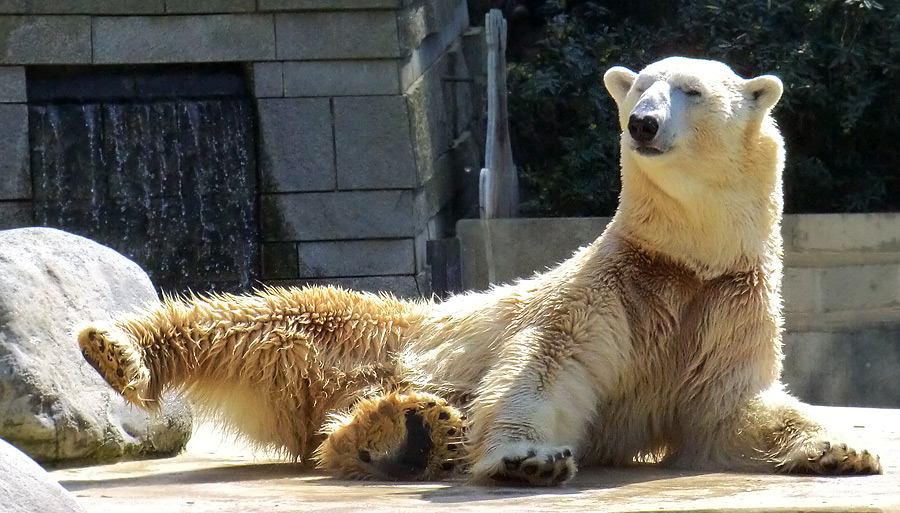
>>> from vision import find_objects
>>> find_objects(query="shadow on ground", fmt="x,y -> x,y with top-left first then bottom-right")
61,460 -> 700,503
59,463 -> 310,491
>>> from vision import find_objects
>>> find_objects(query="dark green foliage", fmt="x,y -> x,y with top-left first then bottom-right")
508,0 -> 900,216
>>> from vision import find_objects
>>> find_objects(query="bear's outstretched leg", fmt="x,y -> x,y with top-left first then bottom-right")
315,391 -> 465,480
76,286 -> 419,464
754,390 -> 881,475
693,388 -> 882,475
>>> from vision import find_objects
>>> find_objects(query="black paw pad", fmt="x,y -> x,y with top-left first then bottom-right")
492,447 -> 574,486
367,410 -> 433,480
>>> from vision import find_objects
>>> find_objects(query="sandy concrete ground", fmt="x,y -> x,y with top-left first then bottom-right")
51,406 -> 900,513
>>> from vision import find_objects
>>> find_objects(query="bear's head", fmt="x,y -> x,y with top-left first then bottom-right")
604,56 -> 783,190
602,57 -> 786,275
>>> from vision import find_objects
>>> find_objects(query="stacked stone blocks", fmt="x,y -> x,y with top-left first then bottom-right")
0,0 -> 479,297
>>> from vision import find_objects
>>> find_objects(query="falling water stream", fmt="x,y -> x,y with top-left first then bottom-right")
28,67 -> 259,294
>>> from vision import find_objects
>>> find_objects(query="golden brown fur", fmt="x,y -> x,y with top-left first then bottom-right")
82,287 -> 413,459
78,57 -> 881,484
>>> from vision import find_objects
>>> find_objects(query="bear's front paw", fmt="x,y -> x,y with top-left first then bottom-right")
779,438 -> 882,475
474,442 -> 576,486
77,325 -> 150,407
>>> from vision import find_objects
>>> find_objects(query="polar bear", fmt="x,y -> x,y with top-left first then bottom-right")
78,56 -> 882,485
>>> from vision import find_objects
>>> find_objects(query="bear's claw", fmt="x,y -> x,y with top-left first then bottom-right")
778,438 -> 883,475
476,443 -> 576,486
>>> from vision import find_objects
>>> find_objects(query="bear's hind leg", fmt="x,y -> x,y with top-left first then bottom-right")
315,391 -> 465,480
78,325 -> 151,407
765,409 -> 883,475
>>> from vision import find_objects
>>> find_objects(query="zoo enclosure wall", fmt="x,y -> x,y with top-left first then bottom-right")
456,214 -> 900,408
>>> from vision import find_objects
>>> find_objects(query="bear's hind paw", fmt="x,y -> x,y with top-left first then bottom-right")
316,391 -> 465,480
78,325 -> 151,407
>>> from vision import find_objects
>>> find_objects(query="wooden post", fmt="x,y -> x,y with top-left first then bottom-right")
480,9 -> 518,220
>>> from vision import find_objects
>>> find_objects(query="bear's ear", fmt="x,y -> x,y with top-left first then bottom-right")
744,75 -> 783,112
604,66 -> 638,106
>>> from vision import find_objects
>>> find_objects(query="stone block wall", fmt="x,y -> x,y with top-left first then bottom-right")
0,0 -> 482,298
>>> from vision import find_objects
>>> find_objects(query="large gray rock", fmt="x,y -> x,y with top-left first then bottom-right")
0,438 -> 86,513
0,227 -> 191,464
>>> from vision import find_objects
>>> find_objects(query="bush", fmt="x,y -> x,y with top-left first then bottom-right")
507,0 -> 900,216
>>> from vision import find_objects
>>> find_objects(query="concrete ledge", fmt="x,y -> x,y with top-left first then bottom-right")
784,213 -> 900,252
53,406 -> 900,512
456,215 -> 900,407
457,217 -> 606,290
457,215 -> 900,319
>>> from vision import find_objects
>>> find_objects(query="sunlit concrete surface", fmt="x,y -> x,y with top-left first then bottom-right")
52,406 -> 900,513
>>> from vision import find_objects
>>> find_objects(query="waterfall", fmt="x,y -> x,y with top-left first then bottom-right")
30,97 -> 259,295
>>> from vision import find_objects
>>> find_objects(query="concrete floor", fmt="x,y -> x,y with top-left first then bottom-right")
52,406 -> 900,513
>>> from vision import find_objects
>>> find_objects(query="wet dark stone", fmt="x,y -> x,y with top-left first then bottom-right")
28,65 -> 259,295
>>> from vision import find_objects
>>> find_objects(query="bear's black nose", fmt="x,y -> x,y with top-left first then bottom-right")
628,114 -> 659,143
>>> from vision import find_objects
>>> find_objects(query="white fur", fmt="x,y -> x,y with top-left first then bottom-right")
400,57 -> 879,481
85,57 -> 880,484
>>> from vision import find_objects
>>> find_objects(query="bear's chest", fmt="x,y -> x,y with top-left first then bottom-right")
621,263 -> 779,393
